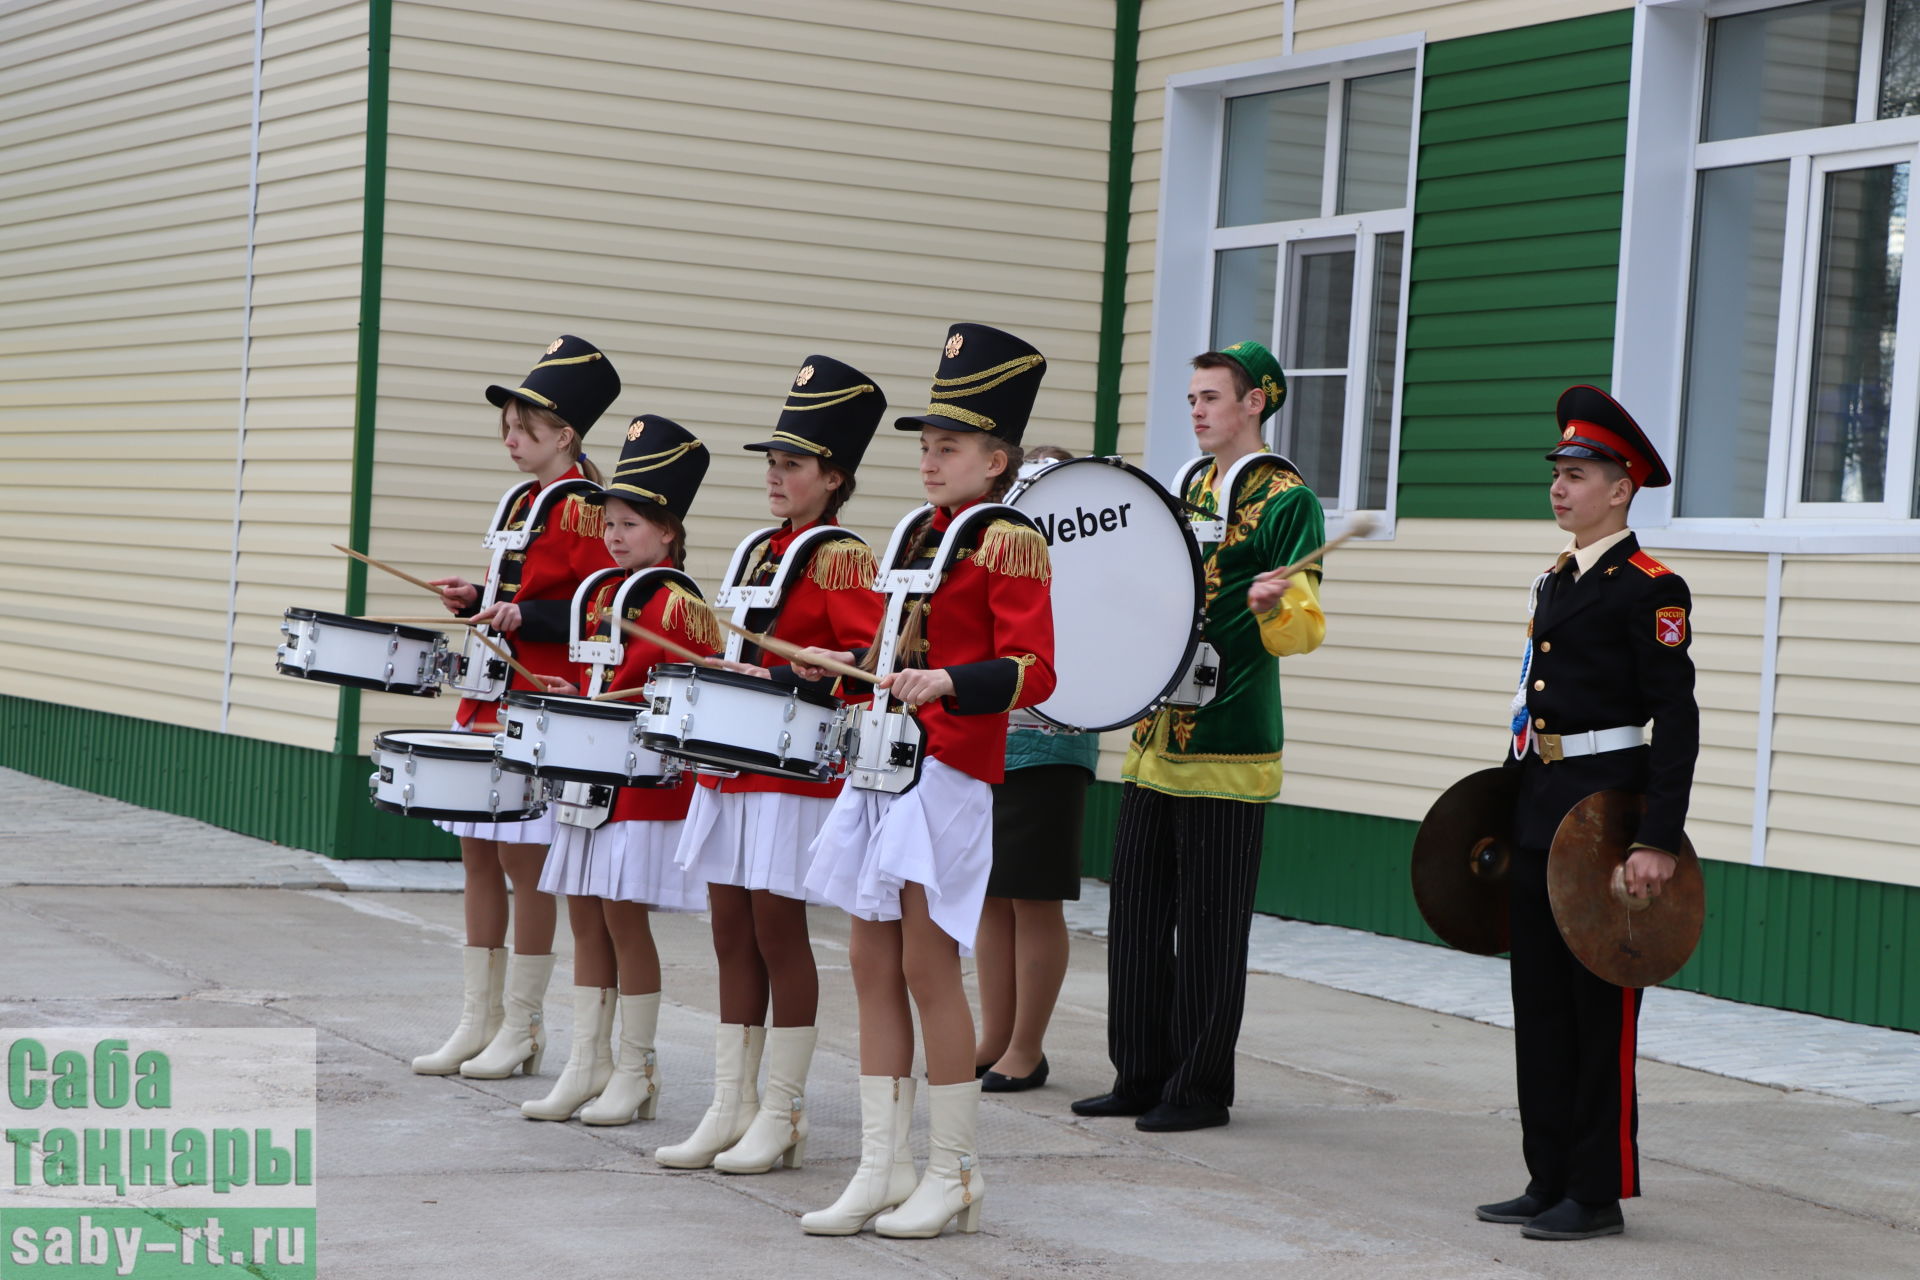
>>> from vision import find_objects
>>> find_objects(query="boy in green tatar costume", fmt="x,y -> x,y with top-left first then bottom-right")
1073,340 -> 1328,1132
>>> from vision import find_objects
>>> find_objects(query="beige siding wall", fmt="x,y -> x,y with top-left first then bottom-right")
357,0 -> 1115,745
0,0 -> 368,753
1293,0 -> 1630,50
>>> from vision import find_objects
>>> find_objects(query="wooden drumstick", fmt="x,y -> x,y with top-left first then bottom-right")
468,628 -> 544,689
591,684 -> 655,703
331,544 -> 445,597
720,619 -> 876,684
359,616 -> 479,627
1261,513 -> 1380,583
616,618 -> 724,669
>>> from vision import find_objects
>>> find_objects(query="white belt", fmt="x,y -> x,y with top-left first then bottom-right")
1531,725 -> 1644,763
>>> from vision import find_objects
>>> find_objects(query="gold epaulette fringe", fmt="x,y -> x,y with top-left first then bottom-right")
972,519 -> 1051,582
808,538 -> 877,591
560,494 -> 604,539
661,581 -> 721,652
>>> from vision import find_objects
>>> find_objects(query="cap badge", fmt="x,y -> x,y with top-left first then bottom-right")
1561,425 -> 1576,440
945,332 -> 965,359
545,338 -> 565,356
795,364 -> 815,387
626,421 -> 646,441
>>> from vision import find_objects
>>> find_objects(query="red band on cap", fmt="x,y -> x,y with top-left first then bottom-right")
1560,419 -> 1644,483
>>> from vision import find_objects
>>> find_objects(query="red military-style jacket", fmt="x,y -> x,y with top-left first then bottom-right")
583,559 -> 722,824
707,520 -> 885,800
889,502 -> 1057,785
455,464 -> 616,728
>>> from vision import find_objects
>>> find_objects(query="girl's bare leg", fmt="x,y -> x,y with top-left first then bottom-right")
899,883 -> 974,1087
498,841 -> 557,955
751,890 -> 819,1027
569,894 -> 617,989
460,838 -> 508,947
972,895 -> 1015,1071
849,916 -> 913,1077
709,884 -> 768,1024
602,899 -> 660,995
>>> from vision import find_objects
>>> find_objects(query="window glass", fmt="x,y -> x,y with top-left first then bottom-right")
1361,233 -> 1404,510
1288,248 -> 1354,370
1802,162 -> 1906,503
1679,163 -> 1792,517
1339,71 -> 1416,214
1702,0 -> 1863,142
1219,85 -> 1328,226
1211,245 -> 1278,352
1282,378 -> 1347,497
1879,0 -> 1920,117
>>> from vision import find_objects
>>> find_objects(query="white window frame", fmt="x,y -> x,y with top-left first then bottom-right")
1617,0 -> 1920,551
1146,34 -> 1424,539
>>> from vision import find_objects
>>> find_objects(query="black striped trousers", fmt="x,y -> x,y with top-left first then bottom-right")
1104,782 -> 1267,1108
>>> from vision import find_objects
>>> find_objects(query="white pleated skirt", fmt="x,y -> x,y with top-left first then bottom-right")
435,810 -> 557,844
802,758 -> 993,954
674,787 -> 835,902
539,819 -> 708,913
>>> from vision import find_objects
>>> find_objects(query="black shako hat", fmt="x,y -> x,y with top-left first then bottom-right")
743,355 -> 886,474
893,322 -> 1047,445
485,334 -> 621,436
588,415 -> 710,520
1547,385 -> 1672,489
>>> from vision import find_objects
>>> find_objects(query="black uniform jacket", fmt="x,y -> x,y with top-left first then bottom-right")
1506,532 -> 1699,855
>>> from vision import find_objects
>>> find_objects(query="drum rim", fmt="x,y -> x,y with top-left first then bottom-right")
371,729 -> 501,760
650,662 -> 841,710
276,663 -> 443,697
495,757 -> 678,787
369,797 -> 548,822
284,607 -> 446,642
640,732 -> 831,781
1008,454 -> 1208,734
502,689 -> 647,722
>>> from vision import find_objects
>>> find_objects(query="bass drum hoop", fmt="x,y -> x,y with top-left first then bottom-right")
285,607 -> 444,643
1007,456 -> 1207,734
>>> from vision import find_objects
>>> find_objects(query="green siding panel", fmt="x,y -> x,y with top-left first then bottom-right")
0,695 -> 456,861
1078,780 -> 1920,1033
1399,10 -> 1635,520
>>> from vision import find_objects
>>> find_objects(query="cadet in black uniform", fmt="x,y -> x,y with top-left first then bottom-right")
1476,385 -> 1699,1241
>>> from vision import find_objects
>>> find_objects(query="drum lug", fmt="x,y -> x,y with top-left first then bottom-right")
783,701 -> 797,723
530,742 -> 543,765
625,751 -> 638,775
778,730 -> 792,755
387,635 -> 400,656
366,772 -> 377,800
384,661 -> 396,685
677,713 -> 691,743
537,711 -> 549,732
401,782 -> 414,810
685,683 -> 698,705
488,789 -> 502,815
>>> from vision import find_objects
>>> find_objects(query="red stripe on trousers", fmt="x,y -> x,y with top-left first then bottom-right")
1618,986 -> 1637,1199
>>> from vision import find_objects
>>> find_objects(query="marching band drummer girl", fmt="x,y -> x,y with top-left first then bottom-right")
521,415 -> 719,1124
412,336 -> 620,1080
790,324 -> 1056,1240
656,357 -> 887,1172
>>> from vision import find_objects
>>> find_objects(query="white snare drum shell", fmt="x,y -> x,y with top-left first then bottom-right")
641,664 -> 845,781
369,730 -> 544,822
277,608 -> 447,698
496,694 -> 675,787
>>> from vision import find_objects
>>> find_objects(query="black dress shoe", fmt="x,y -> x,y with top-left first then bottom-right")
1475,1193 -> 1551,1224
981,1055 -> 1049,1093
1135,1101 -> 1229,1132
975,1063 -> 989,1079
1520,1198 -> 1624,1241
1070,1091 -> 1155,1117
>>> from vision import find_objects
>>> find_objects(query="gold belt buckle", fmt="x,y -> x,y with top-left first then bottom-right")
1536,732 -> 1563,763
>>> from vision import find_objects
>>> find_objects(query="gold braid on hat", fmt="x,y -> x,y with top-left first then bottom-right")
606,439 -> 704,505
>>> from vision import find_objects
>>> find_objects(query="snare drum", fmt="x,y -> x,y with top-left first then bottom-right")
369,730 -> 545,822
640,663 -> 846,781
277,608 -> 447,697
496,691 -> 677,788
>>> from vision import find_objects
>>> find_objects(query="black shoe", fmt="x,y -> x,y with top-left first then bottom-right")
975,1063 -> 989,1079
981,1055 -> 1049,1093
1520,1198 -> 1624,1241
1070,1090 -> 1155,1118
1135,1101 -> 1229,1132
1475,1193 -> 1551,1224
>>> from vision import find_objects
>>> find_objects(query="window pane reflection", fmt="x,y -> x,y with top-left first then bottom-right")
1703,0 -> 1863,142
1339,70 -> 1415,213
1211,245 -> 1278,352
1879,0 -> 1920,117
1679,163 -> 1791,517
1803,163 -> 1904,504
1288,248 -> 1354,370
1219,85 -> 1327,226
1361,233 -> 1403,510
1281,376 -> 1346,497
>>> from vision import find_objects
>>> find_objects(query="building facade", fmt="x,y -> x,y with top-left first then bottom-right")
3,0 -> 1915,1032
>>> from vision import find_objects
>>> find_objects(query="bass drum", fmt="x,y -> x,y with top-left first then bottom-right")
1006,456 -> 1205,732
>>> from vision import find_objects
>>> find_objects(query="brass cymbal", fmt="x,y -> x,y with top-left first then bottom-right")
1411,767 -> 1521,956
1548,790 -> 1705,988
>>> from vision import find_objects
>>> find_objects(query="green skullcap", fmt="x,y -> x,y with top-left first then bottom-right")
1218,340 -> 1287,422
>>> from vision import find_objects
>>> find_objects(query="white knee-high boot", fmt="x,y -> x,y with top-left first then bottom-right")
800,1075 -> 918,1235
411,946 -> 506,1074
459,951 -> 557,1079
521,987 -> 615,1121
654,1024 -> 764,1168
875,1081 -> 983,1238
715,1025 -> 815,1173
579,993 -> 662,1125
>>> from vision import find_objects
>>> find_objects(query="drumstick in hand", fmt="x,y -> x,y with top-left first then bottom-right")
617,618 -> 724,670
360,616 -> 479,627
468,628 -> 544,689
332,544 -> 444,597
1263,513 -> 1381,583
720,620 -> 876,684
591,685 -> 655,703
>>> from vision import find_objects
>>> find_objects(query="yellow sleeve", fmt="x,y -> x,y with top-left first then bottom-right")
1256,571 -> 1326,657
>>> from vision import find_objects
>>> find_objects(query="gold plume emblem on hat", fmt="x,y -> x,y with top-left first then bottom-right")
627,420 -> 647,441
945,332 -> 965,359
1561,425 -> 1577,440
545,337 -> 565,355
795,364 -> 815,386
1261,374 -> 1280,405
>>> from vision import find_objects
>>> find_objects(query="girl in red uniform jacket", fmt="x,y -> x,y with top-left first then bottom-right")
792,325 -> 1056,1240
411,335 -> 620,1083
657,356 -> 888,1173
519,415 -> 717,1126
